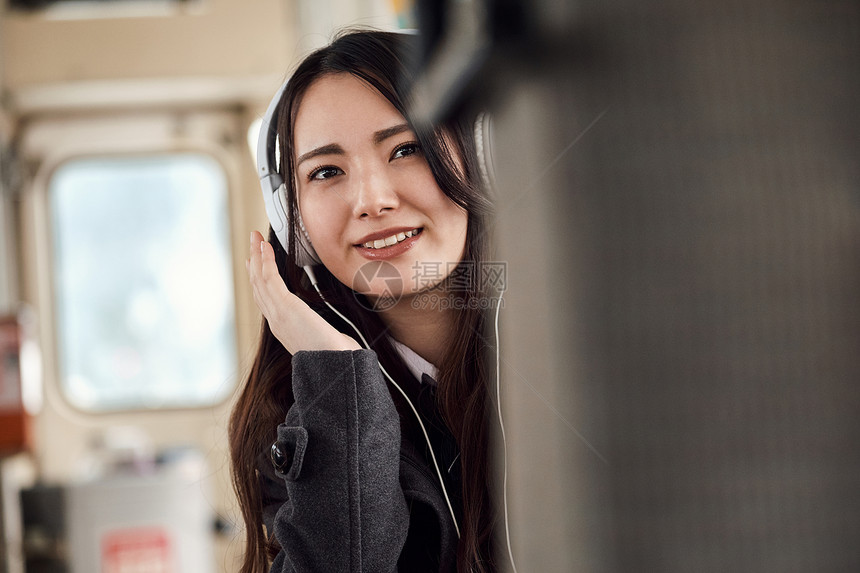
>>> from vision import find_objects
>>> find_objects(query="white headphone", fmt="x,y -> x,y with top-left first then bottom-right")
255,75 -> 321,267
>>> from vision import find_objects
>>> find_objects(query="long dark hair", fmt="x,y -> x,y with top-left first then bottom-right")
229,29 -> 497,572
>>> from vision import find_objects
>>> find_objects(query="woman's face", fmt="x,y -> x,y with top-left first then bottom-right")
293,73 -> 469,300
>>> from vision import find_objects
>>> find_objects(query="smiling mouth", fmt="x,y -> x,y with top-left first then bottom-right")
359,228 -> 422,250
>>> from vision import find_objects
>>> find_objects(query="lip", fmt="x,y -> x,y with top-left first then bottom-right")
354,227 -> 422,260
353,226 -> 420,245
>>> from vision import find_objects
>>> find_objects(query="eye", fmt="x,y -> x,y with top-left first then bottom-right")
391,142 -> 421,160
307,165 -> 343,181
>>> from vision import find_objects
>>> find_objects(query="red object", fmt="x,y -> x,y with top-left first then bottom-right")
0,315 -> 30,454
102,527 -> 175,573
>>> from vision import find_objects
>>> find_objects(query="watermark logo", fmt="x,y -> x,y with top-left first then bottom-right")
410,293 -> 505,311
411,261 -> 507,292
410,261 -> 507,310
352,260 -> 508,312
352,261 -> 403,311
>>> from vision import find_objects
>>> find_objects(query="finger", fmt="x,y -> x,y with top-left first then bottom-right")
259,238 -> 280,284
248,231 -> 264,283
257,239 -> 299,320
250,236 -> 293,318
249,230 -> 264,258
247,232 -> 272,316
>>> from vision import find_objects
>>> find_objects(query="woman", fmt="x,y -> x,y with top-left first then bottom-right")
229,30 -> 498,572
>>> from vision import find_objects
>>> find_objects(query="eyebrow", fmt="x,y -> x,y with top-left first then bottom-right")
372,123 -> 412,144
296,143 -> 344,168
295,123 -> 414,167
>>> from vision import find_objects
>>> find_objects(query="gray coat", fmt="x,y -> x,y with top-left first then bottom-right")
259,350 -> 459,572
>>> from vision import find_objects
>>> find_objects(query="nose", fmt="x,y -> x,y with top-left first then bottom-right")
352,162 -> 399,218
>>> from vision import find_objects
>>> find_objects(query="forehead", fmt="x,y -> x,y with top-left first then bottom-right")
293,73 -> 406,151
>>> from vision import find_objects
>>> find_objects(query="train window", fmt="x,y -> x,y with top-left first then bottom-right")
48,153 -> 237,412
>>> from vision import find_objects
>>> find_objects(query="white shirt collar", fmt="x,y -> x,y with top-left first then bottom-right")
389,338 -> 439,384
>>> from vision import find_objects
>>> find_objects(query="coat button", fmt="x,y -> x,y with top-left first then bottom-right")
270,440 -> 290,476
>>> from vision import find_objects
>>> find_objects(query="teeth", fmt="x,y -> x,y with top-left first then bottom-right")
362,228 -> 420,249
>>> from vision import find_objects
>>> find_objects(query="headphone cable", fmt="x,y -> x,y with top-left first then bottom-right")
303,266 -> 461,539
493,287 -> 518,573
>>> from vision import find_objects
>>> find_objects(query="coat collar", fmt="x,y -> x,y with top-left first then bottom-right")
389,338 -> 439,384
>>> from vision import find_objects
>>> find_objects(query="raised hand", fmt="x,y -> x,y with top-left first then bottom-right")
246,230 -> 361,354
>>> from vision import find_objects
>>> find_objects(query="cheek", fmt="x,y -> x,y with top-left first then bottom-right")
298,196 -> 359,286
443,206 -> 469,257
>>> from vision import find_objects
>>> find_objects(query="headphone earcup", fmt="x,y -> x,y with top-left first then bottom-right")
273,183 -> 320,266
474,112 -> 496,194
262,177 -> 321,267
262,176 -> 289,250
289,192 -> 322,266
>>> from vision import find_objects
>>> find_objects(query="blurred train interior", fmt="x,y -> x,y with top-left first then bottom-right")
2,1 -> 860,572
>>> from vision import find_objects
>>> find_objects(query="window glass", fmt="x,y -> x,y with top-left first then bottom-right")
49,154 -> 237,411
